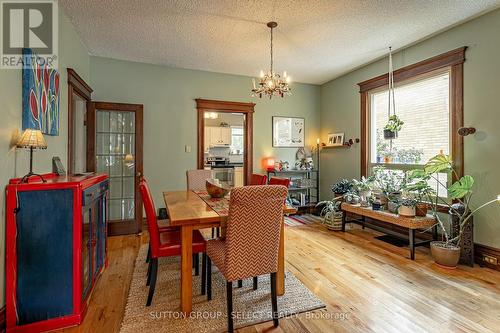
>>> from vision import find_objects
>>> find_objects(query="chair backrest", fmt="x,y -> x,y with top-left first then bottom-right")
139,178 -> 161,257
186,169 -> 213,191
224,185 -> 288,281
250,173 -> 267,185
268,177 -> 290,188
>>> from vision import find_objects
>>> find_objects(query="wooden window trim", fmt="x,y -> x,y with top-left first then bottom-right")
357,47 -> 466,181
196,99 -> 255,185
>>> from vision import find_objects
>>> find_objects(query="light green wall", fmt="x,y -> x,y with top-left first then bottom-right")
320,8 -> 500,247
89,56 -> 320,208
0,10 -> 90,305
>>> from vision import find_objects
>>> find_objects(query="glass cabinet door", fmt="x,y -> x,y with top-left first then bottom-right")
95,111 -> 136,223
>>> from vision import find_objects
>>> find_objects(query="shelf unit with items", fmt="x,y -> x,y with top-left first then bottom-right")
267,169 -> 319,213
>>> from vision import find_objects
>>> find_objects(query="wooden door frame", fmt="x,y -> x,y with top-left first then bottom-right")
67,68 -> 93,175
87,102 -> 144,235
196,99 -> 255,184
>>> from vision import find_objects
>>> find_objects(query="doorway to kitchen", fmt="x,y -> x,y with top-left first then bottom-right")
196,99 -> 254,185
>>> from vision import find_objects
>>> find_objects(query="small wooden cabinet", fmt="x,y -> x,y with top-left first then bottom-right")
206,126 -> 232,146
6,173 -> 109,333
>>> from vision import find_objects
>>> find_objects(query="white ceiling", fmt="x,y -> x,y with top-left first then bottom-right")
59,0 -> 500,85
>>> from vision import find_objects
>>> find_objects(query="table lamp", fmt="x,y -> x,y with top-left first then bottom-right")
17,129 -> 48,183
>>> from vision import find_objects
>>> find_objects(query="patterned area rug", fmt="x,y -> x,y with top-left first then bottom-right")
284,214 -> 322,227
120,245 -> 325,333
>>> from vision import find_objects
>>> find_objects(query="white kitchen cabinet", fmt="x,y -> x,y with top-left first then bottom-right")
234,166 -> 244,187
204,127 -> 211,152
207,126 -> 232,146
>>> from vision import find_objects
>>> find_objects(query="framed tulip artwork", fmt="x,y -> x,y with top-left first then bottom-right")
22,48 -> 60,136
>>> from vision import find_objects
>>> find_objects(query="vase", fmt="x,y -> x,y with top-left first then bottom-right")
430,241 -> 461,268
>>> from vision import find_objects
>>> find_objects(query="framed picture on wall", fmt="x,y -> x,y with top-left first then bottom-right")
327,132 -> 344,146
272,116 -> 305,147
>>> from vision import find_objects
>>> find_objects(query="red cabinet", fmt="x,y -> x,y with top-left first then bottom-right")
5,173 -> 109,333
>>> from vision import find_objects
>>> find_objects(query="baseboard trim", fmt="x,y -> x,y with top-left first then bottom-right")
0,305 -> 5,333
474,243 -> 500,271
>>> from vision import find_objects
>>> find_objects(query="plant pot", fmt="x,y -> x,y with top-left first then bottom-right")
334,193 -> 345,201
383,156 -> 392,163
359,190 -> 372,202
387,201 -> 399,214
398,205 -> 416,217
372,201 -> 382,211
430,241 -> 461,268
324,212 -> 343,231
379,195 -> 389,210
415,203 -> 428,217
383,129 -> 397,140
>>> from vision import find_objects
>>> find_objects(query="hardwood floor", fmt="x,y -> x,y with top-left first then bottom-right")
57,221 -> 500,333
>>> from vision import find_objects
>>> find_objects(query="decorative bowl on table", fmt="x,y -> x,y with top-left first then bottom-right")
206,180 -> 230,198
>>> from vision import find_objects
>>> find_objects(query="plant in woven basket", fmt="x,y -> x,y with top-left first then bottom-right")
316,198 -> 343,231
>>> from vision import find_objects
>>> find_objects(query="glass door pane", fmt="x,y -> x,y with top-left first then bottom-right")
96,110 -> 136,221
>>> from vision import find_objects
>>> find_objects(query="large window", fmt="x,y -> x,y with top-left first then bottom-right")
358,47 -> 466,198
369,70 -> 450,167
230,126 -> 244,155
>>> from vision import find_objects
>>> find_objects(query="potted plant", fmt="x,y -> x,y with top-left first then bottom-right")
409,154 -> 500,268
398,198 -> 417,217
403,173 -> 435,217
317,198 -> 343,231
383,115 -> 404,139
372,166 -> 406,210
331,179 -> 352,199
352,176 -> 374,202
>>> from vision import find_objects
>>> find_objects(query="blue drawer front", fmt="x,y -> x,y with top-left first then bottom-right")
16,189 -> 74,325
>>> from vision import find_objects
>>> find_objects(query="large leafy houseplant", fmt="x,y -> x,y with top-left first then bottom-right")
316,198 -> 343,231
408,153 -> 499,267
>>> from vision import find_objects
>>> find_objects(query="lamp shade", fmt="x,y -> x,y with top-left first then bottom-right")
17,129 -> 47,149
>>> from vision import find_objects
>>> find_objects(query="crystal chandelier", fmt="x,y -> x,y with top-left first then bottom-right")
251,22 -> 291,99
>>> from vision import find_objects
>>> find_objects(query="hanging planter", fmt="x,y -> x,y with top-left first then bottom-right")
383,115 -> 404,140
383,47 -> 403,140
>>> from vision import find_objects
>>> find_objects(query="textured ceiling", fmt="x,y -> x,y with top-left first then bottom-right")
59,0 -> 500,84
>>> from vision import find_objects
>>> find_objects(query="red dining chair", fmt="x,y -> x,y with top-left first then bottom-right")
250,173 -> 267,185
139,179 -> 208,306
206,185 -> 288,333
268,177 -> 291,188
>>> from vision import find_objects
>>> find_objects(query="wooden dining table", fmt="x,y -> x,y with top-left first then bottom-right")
163,190 -> 297,314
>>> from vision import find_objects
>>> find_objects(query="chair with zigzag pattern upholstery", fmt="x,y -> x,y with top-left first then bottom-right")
205,185 -> 288,333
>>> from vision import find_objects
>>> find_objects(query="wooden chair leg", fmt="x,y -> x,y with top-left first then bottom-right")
238,279 -> 243,288
270,272 -> 279,327
194,253 -> 200,276
201,253 -> 207,295
146,260 -> 152,286
211,228 -> 215,238
146,258 -> 158,306
253,276 -> 258,290
227,281 -> 234,333
207,256 -> 212,301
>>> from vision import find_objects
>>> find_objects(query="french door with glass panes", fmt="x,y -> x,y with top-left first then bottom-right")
87,102 -> 143,235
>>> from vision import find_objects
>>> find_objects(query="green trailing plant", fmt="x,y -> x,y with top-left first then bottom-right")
408,153 -> 499,247
400,198 -> 418,207
384,115 -> 404,133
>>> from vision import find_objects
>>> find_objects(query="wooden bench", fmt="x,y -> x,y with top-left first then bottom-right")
341,203 -> 437,260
